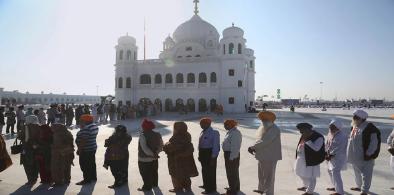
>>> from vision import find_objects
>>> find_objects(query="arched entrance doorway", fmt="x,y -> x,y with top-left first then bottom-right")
187,99 -> 195,112
198,99 -> 207,112
154,99 -> 162,112
165,99 -> 173,112
210,99 -> 217,112
175,99 -> 184,112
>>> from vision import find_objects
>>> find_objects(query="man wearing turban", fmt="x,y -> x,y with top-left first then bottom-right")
221,119 -> 242,195
248,111 -> 282,195
198,117 -> 220,194
347,110 -> 381,195
137,119 -> 163,192
325,119 -> 348,195
294,123 -> 325,195
75,114 -> 99,185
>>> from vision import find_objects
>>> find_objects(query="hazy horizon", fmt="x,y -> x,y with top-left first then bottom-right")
1,0 -> 393,101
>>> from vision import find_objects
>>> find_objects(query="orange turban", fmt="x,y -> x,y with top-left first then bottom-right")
80,114 -> 94,123
258,111 -> 276,122
391,114 -> 394,119
200,117 -> 212,126
224,119 -> 238,129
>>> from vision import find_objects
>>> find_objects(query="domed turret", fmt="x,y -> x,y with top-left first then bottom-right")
223,24 -> 244,38
115,34 -> 138,63
118,35 -> 136,45
163,35 -> 175,50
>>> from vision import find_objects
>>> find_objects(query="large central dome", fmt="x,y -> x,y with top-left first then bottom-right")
173,15 -> 219,44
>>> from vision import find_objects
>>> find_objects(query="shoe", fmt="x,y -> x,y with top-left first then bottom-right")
137,187 -> 151,192
76,180 -> 90,185
301,193 -> 313,195
330,193 -> 341,195
253,190 -> 264,194
391,187 -> 394,190
108,185 -> 116,189
169,189 -> 182,193
297,187 -> 307,191
360,193 -> 368,195
326,188 -> 335,191
350,187 -> 361,192
199,185 -> 205,189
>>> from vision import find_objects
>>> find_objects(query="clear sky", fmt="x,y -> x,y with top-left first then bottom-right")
0,0 -> 393,101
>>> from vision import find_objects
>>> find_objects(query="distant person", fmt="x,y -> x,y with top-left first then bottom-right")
104,125 -> 132,189
51,123 -> 74,186
222,119 -> 242,195
198,117 -> 220,194
163,122 -> 198,193
16,105 -> 25,133
347,110 -> 381,195
0,131 -> 12,174
20,115 -> 41,185
388,127 -> 394,191
75,114 -> 99,185
37,108 -> 47,125
58,104 -> 66,125
75,105 -> 83,126
26,107 -> 34,116
294,123 -> 325,195
137,119 -> 163,192
0,107 -> 5,135
248,111 -> 282,195
325,120 -> 348,195
91,104 -> 98,123
65,106 -> 74,127
47,104 -> 58,125
5,107 -> 16,135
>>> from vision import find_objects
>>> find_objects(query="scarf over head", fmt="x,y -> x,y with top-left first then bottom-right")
141,118 -> 155,131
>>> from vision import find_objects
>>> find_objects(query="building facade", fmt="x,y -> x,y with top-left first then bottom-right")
114,4 -> 256,113
0,88 -> 100,106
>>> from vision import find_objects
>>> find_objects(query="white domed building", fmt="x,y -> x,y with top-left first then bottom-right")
114,2 -> 256,113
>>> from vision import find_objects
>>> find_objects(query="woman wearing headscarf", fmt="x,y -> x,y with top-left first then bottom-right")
0,134 -> 12,174
51,123 -> 74,186
248,111 -> 282,195
222,119 -> 242,195
19,115 -> 41,185
35,125 -> 53,184
163,122 -> 198,193
104,125 -> 132,188
294,123 -> 325,195
325,119 -> 348,195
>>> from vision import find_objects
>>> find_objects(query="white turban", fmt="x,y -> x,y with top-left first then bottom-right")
329,119 -> 343,130
25,115 -> 39,125
353,109 -> 368,119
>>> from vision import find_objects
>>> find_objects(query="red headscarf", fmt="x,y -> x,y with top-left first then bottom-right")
142,118 -> 155,131
200,117 -> 212,126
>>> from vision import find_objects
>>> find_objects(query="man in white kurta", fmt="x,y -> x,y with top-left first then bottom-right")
294,123 -> 325,195
347,109 -> 381,195
249,111 -> 282,195
387,128 -> 394,190
325,119 -> 348,195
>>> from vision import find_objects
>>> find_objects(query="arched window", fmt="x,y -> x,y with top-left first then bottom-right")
140,74 -> 151,84
199,73 -> 207,83
176,73 -> 184,83
210,72 -> 217,83
198,99 -> 207,112
155,74 -> 162,84
187,73 -> 195,83
229,43 -> 234,54
165,74 -> 173,84
238,43 -> 242,54
118,77 -> 123,88
127,50 -> 132,60
119,50 -> 124,60
126,77 -> 131,88
223,44 -> 226,55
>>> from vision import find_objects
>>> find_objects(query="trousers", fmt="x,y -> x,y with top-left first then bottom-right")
258,160 -> 278,195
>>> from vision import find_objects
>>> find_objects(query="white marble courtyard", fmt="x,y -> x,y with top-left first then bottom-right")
0,109 -> 393,195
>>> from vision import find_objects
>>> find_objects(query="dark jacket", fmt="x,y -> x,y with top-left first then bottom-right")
297,131 -> 325,166
362,123 -> 381,160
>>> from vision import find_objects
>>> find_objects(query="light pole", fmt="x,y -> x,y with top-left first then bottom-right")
320,82 -> 323,101
96,85 -> 99,96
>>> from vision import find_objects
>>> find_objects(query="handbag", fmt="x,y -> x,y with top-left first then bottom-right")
11,138 -> 23,155
388,147 -> 394,156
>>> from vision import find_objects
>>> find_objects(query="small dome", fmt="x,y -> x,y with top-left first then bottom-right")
223,25 -> 244,38
173,15 -> 219,44
118,35 -> 136,45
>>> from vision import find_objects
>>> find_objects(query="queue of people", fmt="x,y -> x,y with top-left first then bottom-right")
0,108 -> 392,195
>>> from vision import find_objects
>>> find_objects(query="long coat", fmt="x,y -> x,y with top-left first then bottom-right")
0,135 -> 12,172
163,132 -> 198,179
